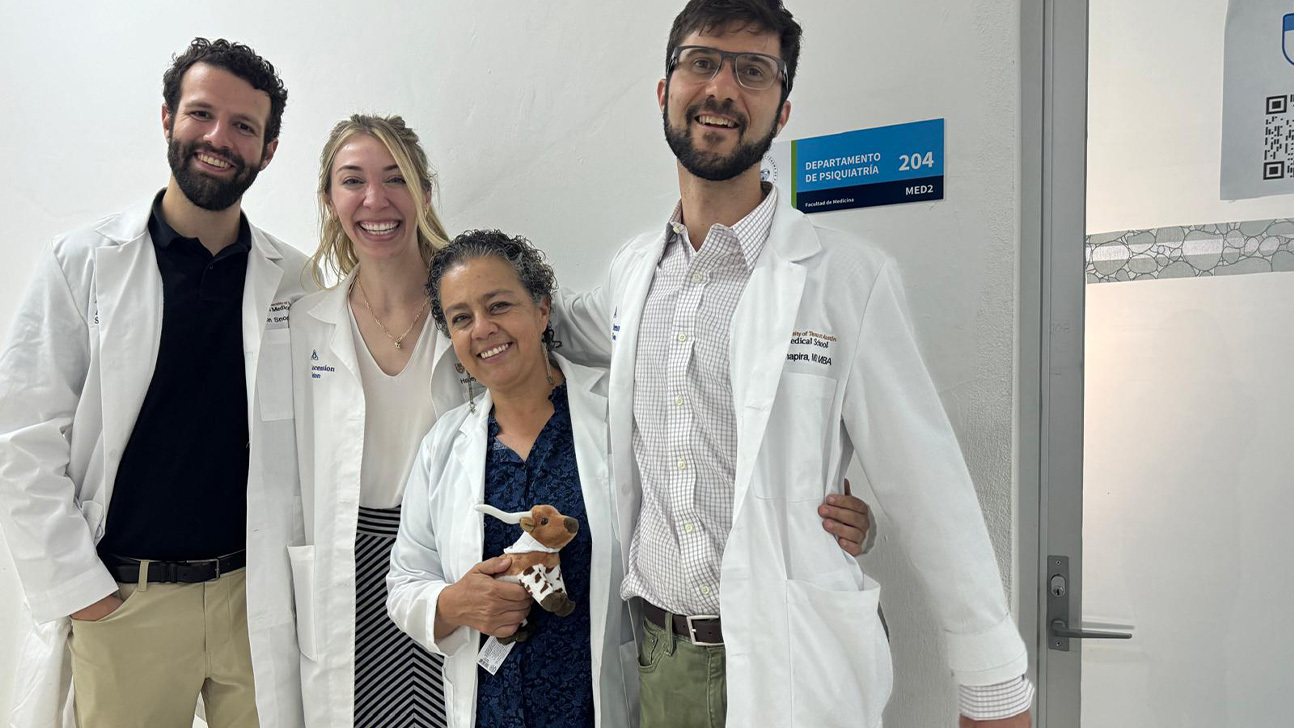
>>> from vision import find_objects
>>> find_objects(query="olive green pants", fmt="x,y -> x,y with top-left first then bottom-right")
68,566 -> 259,728
637,615 -> 727,728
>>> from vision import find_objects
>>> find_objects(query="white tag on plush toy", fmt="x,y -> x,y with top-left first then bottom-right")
477,636 -> 516,675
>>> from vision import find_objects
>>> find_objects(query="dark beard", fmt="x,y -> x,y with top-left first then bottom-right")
663,94 -> 778,182
166,135 -> 260,211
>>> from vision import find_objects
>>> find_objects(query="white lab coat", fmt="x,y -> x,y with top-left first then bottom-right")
555,198 -> 1029,728
0,197 -> 313,728
287,270 -> 463,727
387,354 -> 637,728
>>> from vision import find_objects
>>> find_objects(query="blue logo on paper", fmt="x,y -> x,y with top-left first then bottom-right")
1283,14 -> 1294,66
311,350 -> 319,361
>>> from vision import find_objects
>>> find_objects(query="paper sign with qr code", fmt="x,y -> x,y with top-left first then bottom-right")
1221,1 -> 1294,200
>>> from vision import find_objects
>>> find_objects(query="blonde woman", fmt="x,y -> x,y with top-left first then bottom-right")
289,114 -> 461,727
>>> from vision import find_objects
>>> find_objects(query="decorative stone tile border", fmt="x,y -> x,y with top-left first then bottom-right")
1085,219 -> 1294,283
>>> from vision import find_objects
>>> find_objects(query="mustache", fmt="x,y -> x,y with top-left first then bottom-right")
686,98 -> 747,129
186,141 -> 247,171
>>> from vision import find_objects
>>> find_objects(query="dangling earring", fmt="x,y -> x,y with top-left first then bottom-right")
541,326 -> 555,386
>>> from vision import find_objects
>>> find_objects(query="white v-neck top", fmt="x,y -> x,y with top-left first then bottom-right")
349,307 -> 437,509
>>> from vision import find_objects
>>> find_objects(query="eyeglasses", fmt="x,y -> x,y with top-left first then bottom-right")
668,45 -> 788,92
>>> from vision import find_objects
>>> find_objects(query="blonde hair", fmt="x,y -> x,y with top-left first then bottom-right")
310,114 -> 451,287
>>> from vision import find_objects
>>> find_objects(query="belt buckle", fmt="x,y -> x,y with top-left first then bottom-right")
212,557 -> 221,580
685,614 -> 721,646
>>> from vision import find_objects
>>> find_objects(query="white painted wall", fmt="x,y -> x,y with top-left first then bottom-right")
1088,0 -> 1294,234
0,1 -> 1024,725
1085,0 -> 1294,723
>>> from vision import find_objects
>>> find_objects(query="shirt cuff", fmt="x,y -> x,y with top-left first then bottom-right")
958,675 -> 1034,721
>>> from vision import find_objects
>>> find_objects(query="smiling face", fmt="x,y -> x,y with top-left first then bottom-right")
659,24 -> 791,182
162,63 -> 275,211
325,133 -> 423,265
438,255 -> 552,397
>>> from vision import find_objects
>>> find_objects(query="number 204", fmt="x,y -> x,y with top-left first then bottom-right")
899,152 -> 935,171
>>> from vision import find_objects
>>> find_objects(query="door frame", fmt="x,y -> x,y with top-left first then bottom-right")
1020,0 -> 1088,725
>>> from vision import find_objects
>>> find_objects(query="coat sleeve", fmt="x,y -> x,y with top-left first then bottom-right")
386,430 -> 473,657
551,285 -> 613,369
550,241 -> 640,370
840,259 -> 1027,686
0,242 -> 118,622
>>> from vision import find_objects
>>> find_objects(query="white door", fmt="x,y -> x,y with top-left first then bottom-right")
1034,0 -> 1294,725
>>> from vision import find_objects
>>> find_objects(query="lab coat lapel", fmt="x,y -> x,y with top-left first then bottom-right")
93,200 -> 161,499
453,390 -> 493,579
315,271 -> 363,386
558,356 -> 616,688
563,357 -> 609,524
242,226 -> 285,429
606,234 -> 663,562
729,207 -> 817,524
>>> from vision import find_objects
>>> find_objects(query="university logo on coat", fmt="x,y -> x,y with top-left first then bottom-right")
1283,13 -> 1294,66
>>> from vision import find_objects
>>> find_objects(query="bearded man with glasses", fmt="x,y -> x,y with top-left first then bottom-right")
556,0 -> 1034,726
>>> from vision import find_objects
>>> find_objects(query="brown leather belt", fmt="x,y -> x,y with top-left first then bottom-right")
101,551 -> 246,584
643,599 -> 723,646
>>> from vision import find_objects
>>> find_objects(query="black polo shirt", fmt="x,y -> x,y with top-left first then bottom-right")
97,192 -> 252,561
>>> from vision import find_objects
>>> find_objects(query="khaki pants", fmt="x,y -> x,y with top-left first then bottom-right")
69,566 -> 259,728
637,615 -> 727,728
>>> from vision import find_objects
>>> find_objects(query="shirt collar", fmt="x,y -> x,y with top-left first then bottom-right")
148,189 -> 252,254
664,182 -> 777,270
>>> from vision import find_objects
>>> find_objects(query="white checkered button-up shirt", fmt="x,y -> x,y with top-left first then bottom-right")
619,185 -> 1032,720
620,186 -> 776,617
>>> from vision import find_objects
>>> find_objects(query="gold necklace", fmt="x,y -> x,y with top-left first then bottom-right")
354,277 -> 429,350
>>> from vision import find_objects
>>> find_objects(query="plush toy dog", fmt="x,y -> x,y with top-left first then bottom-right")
475,503 -> 579,643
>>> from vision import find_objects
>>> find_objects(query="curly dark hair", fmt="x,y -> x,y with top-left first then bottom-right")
162,37 -> 288,149
427,229 -> 561,350
666,0 -> 802,98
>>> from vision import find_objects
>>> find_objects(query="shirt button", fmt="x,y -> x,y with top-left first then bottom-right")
677,458 -> 687,470
691,273 -> 704,284
685,523 -> 694,534
677,332 -> 688,343
675,395 -> 684,406
700,585 -> 712,596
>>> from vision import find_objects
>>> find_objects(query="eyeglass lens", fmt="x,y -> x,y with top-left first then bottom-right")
675,47 -> 780,90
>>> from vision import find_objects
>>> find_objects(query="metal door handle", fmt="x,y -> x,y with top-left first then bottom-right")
1046,556 -> 1134,651
1050,619 -> 1131,640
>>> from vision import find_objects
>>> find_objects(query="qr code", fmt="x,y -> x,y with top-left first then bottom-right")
1264,94 -> 1294,180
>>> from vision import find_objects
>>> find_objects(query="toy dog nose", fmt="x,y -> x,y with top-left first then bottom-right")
563,517 -> 578,534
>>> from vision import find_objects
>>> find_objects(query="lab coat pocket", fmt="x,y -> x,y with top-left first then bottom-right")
755,373 -> 837,502
258,329 -> 293,421
287,544 -> 319,661
785,574 -> 892,728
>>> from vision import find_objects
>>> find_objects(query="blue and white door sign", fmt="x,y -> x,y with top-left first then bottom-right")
762,118 -> 945,214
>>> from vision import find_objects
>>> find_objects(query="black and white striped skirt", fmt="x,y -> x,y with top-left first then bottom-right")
355,506 -> 448,728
